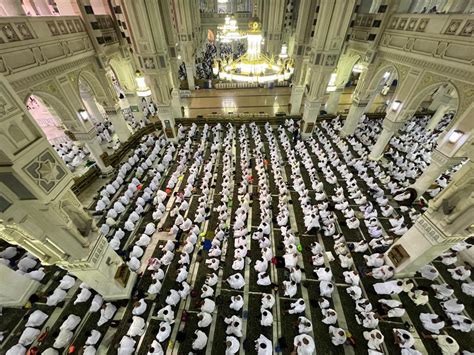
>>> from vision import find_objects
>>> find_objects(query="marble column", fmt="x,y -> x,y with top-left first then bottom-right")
171,88 -> 182,118
0,263 -> 40,306
368,119 -> 404,161
81,91 -> 104,123
185,63 -> 195,90
74,128 -> 113,174
385,161 -> 474,276
340,101 -> 367,137
156,106 -> 178,142
410,149 -> 461,197
105,108 -> 132,142
289,85 -> 305,115
325,86 -> 344,115
301,99 -> 321,138
425,103 -> 450,132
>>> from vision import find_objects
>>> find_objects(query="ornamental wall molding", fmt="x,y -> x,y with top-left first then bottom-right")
377,50 -> 474,84
10,57 -> 99,93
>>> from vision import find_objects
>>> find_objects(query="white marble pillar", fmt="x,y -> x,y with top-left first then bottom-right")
325,87 -> 344,115
106,109 -> 132,142
127,94 -> 146,122
425,104 -> 450,132
369,119 -> 404,160
0,263 -> 40,306
385,161 -> 474,276
340,101 -> 367,137
81,91 -> 104,123
156,106 -> 178,142
289,85 -> 305,115
185,63 -> 195,90
301,99 -> 321,138
410,149 -> 460,197
171,89 -> 182,118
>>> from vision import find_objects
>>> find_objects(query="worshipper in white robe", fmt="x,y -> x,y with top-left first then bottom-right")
363,329 -> 384,351
260,309 -> 273,327
230,295 -> 244,311
47,288 -> 67,306
132,298 -> 147,316
6,344 -> 26,355
205,273 -> 218,287
225,315 -> 243,337
448,265 -> 471,281
27,267 -> 46,281
58,275 -> 76,290
422,334 -> 459,355
60,314 -> 81,331
201,298 -> 216,314
288,298 -> 306,315
127,257 -> 141,272
53,329 -> 74,349
25,310 -> 49,327
373,280 -> 404,295
447,313 -> 473,333
393,328 -> 415,349
283,280 -> 297,298
343,270 -> 360,285
225,336 -> 240,354
147,340 -> 164,355
431,283 -> 454,300
155,322 -> 172,342
462,282 -> 474,297
441,299 -> 464,314
320,281 -> 334,297
293,334 -> 315,355
89,294 -> 103,313
85,330 -> 101,346
297,316 -> 313,334
255,334 -> 272,355
315,267 -> 333,281
418,265 -> 439,280
408,289 -> 429,306
97,303 -> 117,326
261,293 -> 275,309
118,336 -> 136,355
329,326 -> 347,346
192,330 -> 208,350
74,285 -> 92,305
368,265 -> 395,281
356,311 -> 379,329
197,312 -> 213,328
364,253 -> 385,267
347,285 -> 362,300
19,327 -> 41,346
227,273 -> 245,289
419,313 -> 445,334
165,289 -> 181,306
322,308 -> 337,325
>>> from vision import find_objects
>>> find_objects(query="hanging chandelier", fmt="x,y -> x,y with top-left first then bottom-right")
213,18 -> 294,83
216,15 -> 246,43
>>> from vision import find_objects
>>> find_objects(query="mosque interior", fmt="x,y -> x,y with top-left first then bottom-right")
0,0 -> 473,354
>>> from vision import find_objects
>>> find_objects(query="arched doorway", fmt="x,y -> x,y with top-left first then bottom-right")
25,94 -> 92,174
365,65 -> 399,114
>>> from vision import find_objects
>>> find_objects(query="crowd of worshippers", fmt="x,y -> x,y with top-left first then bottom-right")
52,141 -> 90,172
3,117 -> 473,355
95,120 -> 115,145
0,246 -> 45,282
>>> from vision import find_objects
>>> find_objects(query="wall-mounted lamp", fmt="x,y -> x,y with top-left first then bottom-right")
448,130 -> 464,144
135,70 -> 152,97
391,100 -> 402,111
78,109 -> 89,120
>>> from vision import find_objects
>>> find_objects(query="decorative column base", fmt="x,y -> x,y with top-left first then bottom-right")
156,106 -> 178,142
325,87 -> 344,115
340,101 -> 367,137
59,236 -> 137,300
0,264 -> 41,306
385,215 -> 467,276
301,99 -> 321,138
289,85 -> 305,115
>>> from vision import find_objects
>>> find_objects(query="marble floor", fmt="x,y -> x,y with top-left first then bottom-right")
180,87 -> 392,118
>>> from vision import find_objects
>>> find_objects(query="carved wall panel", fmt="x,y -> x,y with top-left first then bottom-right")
23,149 -> 67,194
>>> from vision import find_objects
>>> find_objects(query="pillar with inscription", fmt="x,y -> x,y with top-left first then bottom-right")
385,160 -> 474,276
0,76 -> 135,300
